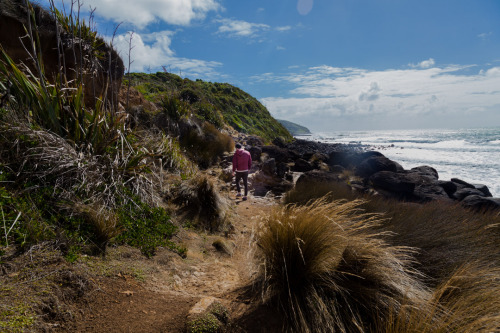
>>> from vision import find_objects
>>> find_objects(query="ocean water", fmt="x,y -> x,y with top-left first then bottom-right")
300,127 -> 500,197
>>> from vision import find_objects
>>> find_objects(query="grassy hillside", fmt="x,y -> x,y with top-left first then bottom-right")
277,119 -> 311,135
126,72 -> 292,143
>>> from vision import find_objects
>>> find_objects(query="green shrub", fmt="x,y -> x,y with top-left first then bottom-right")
116,193 -> 180,257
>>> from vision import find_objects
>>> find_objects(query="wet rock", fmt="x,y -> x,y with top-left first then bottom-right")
276,162 -> 289,179
473,184 -> 493,197
411,166 -> 439,180
247,146 -> 262,161
292,158 -> 314,172
356,155 -> 400,178
438,180 -> 458,198
261,145 -> 289,163
370,171 -> 415,198
461,195 -> 500,212
454,188 -> 486,201
261,158 -> 276,176
451,178 -> 475,189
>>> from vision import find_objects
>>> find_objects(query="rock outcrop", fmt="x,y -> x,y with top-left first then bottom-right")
0,0 -> 124,107
227,137 -> 500,212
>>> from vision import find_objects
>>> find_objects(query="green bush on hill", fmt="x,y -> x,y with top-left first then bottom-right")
127,72 -> 292,143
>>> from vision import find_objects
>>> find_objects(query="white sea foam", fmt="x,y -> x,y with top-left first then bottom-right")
305,127 -> 500,196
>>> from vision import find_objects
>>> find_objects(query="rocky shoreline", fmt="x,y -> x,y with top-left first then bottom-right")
228,136 -> 500,212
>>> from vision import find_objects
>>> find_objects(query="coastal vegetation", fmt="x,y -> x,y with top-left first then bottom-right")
1,1 -> 499,332
277,119 -> 311,136
126,72 -> 292,143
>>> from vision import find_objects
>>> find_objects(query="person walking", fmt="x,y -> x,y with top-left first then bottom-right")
232,143 -> 252,200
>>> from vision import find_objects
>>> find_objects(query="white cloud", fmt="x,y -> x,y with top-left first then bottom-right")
111,31 -> 222,77
276,26 -> 292,32
258,64 -> 500,131
215,19 -> 292,39
478,32 -> 493,40
409,58 -> 435,69
215,18 -> 270,37
83,0 -> 220,28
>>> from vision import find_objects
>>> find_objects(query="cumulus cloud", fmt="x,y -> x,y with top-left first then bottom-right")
83,0 -> 220,28
409,58 -> 436,69
111,31 -> 222,77
258,64 -> 500,131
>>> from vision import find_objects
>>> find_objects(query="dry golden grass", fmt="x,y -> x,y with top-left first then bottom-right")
255,197 -> 429,333
283,180 -> 500,283
181,121 -> 235,168
173,173 -> 229,232
380,263 -> 500,333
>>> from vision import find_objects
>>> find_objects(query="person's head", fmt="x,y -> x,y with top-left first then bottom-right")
235,143 -> 242,149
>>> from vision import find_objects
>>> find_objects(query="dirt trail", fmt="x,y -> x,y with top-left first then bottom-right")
64,194 -> 276,333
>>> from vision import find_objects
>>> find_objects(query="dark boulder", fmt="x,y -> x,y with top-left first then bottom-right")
438,180 -> 458,198
451,178 -> 475,189
473,184 -> 493,197
356,155 -> 400,178
276,162 -> 289,179
461,195 -> 500,212
262,158 -> 276,176
454,188 -> 486,201
370,171 -> 415,198
295,170 -> 342,189
248,146 -> 262,161
293,158 -> 314,172
411,166 -> 439,180
272,137 -> 287,148
261,145 -> 289,163
330,165 -> 346,174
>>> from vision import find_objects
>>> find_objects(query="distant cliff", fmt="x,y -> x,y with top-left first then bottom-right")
277,119 -> 311,136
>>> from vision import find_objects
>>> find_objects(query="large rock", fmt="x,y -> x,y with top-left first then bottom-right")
261,145 -> 289,163
261,158 -> 276,176
451,178 -> 475,189
438,180 -> 458,198
292,158 -> 314,172
473,184 -> 493,197
369,171 -> 415,199
454,188 -> 486,201
411,166 -> 439,180
461,195 -> 500,212
356,155 -> 400,178
247,146 -> 262,161
250,171 -> 293,196
0,0 -> 124,107
295,170 -> 342,188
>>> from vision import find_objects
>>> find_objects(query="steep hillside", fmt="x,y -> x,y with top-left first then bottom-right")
277,119 -> 311,135
126,72 -> 292,143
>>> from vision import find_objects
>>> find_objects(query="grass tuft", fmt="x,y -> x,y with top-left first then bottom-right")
255,197 -> 428,332
174,174 -> 228,232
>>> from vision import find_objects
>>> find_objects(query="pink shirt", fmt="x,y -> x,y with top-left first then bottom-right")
232,149 -> 252,172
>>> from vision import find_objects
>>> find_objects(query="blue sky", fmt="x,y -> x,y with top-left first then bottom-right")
42,0 -> 500,131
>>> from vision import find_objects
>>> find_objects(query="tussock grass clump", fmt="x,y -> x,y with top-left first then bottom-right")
174,174 -> 228,232
381,263 -> 500,333
284,180 -> 500,283
180,121 -> 235,168
255,198 -> 429,333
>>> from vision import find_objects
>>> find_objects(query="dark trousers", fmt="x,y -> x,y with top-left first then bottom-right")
235,171 -> 249,196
